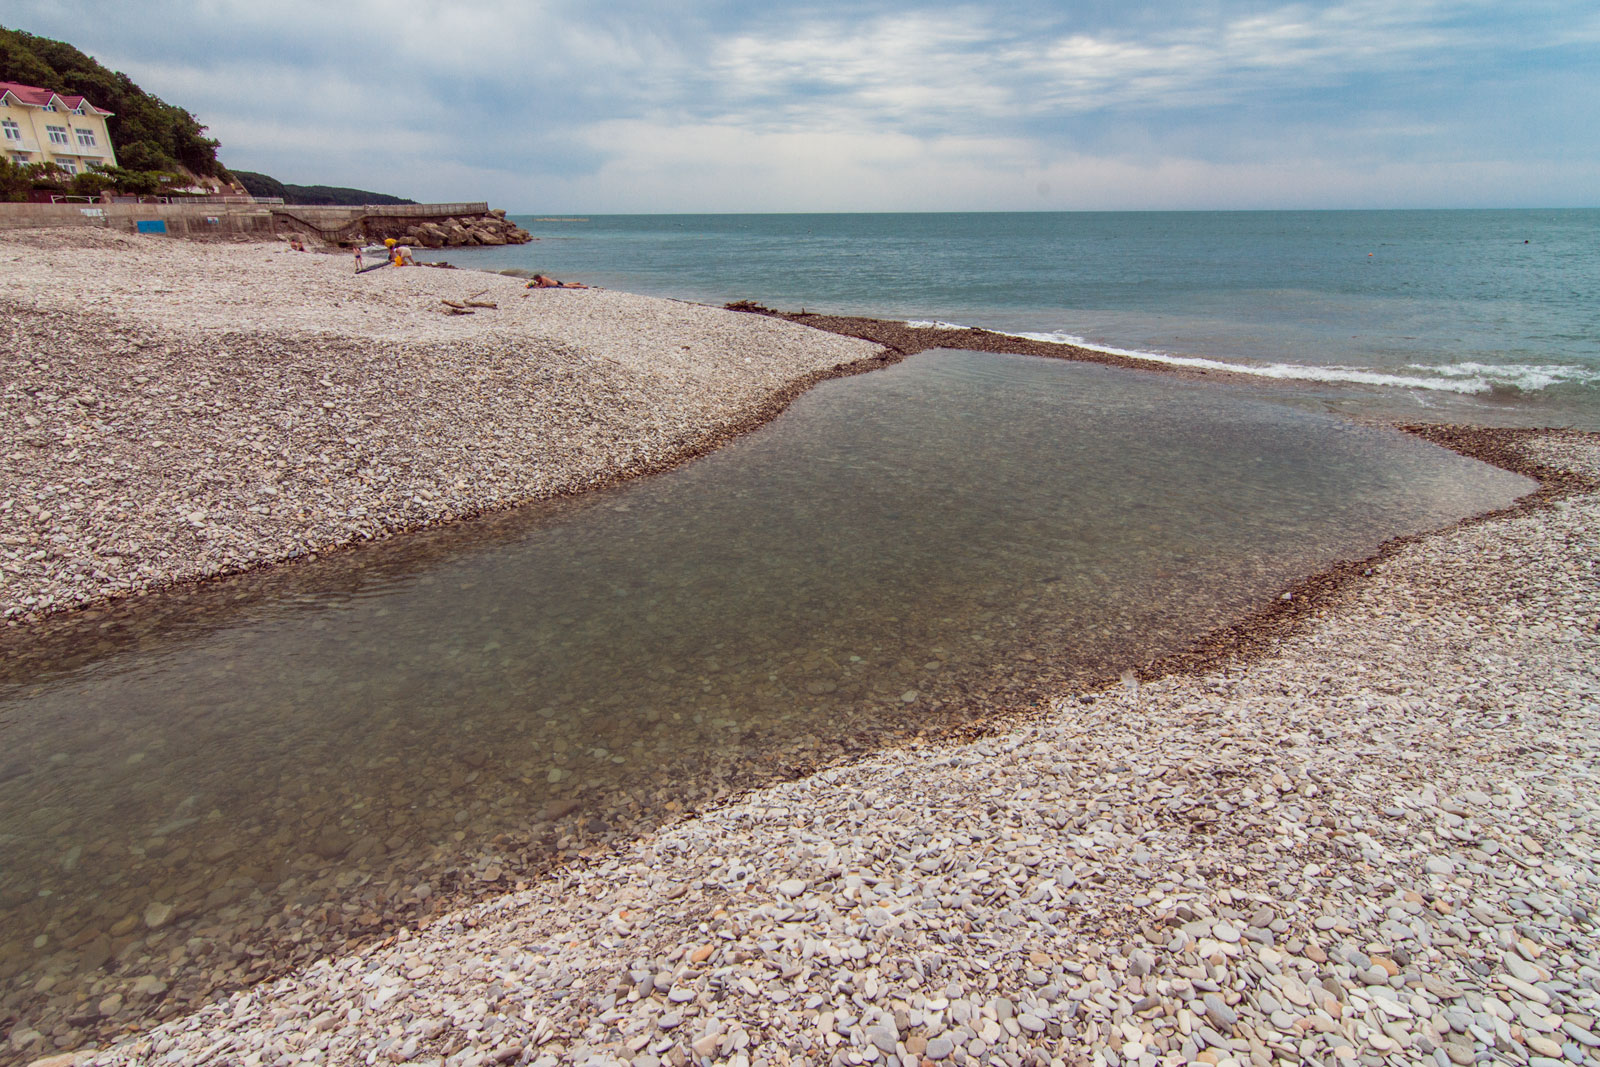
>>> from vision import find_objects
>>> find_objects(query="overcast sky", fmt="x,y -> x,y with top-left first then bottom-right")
7,0 -> 1597,211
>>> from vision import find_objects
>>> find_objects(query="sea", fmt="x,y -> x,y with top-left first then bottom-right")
421,209 -> 1600,430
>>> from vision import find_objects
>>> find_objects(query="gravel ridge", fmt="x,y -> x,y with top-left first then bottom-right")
40,435 -> 1599,1067
0,230 -> 881,624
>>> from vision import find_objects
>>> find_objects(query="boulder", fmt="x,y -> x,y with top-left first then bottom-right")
413,222 -> 448,248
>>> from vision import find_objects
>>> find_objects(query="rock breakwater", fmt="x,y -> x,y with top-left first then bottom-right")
389,209 -> 532,249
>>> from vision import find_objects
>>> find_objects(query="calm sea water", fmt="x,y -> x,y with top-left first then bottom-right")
423,210 -> 1600,429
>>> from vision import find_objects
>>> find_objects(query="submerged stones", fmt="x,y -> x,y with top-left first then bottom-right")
37,437 -> 1600,1067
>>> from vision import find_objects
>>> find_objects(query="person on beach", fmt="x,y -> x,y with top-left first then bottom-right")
353,245 -> 365,272
383,239 -> 415,267
527,274 -> 587,289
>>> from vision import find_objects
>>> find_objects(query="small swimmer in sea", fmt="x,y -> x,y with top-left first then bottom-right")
527,274 -> 587,289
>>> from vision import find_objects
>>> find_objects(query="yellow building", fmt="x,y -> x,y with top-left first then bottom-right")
0,80 -> 118,174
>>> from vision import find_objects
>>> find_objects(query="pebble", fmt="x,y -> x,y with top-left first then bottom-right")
1203,993 -> 1238,1032
1,256 -> 1594,1067
867,1023 -> 899,1053
0,231 -> 879,623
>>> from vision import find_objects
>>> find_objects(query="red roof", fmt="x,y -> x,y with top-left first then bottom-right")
0,81 -> 114,116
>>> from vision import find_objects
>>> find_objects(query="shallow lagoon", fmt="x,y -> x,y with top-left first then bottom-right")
0,350 -> 1532,1049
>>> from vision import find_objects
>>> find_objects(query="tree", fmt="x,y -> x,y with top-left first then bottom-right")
24,160 -> 68,192
0,25 -> 224,177
69,169 -> 115,197
0,155 -> 31,201
114,139 -> 169,172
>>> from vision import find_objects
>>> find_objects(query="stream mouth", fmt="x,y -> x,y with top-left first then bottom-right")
0,350 -> 1532,1055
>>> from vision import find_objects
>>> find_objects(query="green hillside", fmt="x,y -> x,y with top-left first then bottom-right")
0,25 -> 222,177
233,170 -> 415,207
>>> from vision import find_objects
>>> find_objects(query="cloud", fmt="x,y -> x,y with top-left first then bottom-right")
4,0 -> 1597,209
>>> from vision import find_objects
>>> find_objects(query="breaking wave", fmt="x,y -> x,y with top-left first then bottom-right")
907,321 -> 1600,395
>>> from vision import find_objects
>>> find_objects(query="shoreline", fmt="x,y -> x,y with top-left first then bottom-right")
0,231 -> 1572,633
0,229 -> 882,627
42,429 -> 1600,1067
4,230 -> 1599,1064
728,306 -> 1234,383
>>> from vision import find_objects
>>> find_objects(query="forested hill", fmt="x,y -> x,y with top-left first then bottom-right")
0,25 -> 222,176
232,171 -> 416,207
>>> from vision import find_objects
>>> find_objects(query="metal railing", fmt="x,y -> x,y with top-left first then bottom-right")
98,195 -> 284,205
275,202 -> 489,217
181,195 -> 284,204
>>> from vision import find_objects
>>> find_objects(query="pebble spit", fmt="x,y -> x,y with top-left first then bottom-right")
28,434 -> 1597,1067
0,229 -> 881,623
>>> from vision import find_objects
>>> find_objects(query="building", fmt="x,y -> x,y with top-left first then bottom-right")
0,80 -> 118,174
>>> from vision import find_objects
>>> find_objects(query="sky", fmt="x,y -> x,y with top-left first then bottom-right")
5,0 -> 1598,212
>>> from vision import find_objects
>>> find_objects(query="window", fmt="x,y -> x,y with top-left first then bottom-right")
75,128 -> 96,147
71,105 -> 85,115
58,158 -> 78,174
1,119 -> 19,142
42,103 -> 57,112
46,124 -> 69,145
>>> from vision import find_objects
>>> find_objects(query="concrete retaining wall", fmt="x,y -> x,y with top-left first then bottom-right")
0,201 -> 277,237
0,201 -> 493,241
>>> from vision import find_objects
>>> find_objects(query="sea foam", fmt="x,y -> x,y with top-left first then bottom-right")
1006,331 -> 1599,396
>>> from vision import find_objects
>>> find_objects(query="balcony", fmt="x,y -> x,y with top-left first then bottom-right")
70,142 -> 111,157
3,135 -> 40,154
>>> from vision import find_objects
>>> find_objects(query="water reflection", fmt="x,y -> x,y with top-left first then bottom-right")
0,351 -> 1531,1057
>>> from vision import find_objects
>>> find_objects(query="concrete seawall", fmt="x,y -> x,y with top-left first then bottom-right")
0,200 -> 278,237
0,201 -> 505,243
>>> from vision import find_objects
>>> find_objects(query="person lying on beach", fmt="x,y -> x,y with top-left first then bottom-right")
527,274 -> 587,289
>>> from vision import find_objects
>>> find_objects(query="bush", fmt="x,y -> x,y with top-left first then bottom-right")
0,156 -> 30,201
70,170 -> 116,197
25,161 -> 68,192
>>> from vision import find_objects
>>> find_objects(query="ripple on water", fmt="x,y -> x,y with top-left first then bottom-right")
0,350 -> 1532,1056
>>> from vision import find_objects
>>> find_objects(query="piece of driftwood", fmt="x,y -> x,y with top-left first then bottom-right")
463,300 -> 498,309
441,299 -> 466,309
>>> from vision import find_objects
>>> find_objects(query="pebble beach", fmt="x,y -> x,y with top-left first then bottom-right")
35,433 -> 1600,1067
3,232 -> 1599,1067
0,229 -> 882,624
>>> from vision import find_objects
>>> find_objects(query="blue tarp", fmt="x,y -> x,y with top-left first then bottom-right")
135,220 -> 167,234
